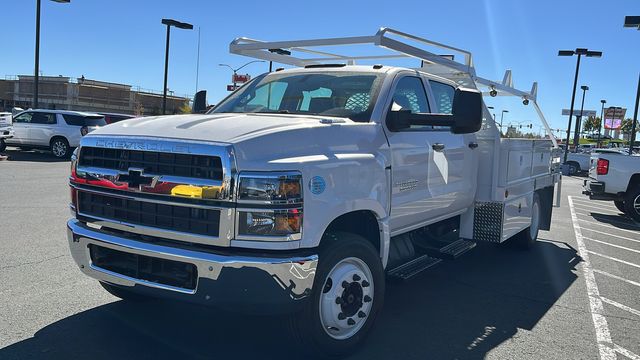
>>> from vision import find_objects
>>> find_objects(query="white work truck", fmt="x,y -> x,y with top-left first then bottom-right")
67,29 -> 560,356
583,151 -> 640,221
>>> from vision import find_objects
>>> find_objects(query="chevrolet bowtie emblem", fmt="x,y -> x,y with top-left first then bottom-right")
119,168 -> 153,188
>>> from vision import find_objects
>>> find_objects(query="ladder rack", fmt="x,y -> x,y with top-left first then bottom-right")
229,27 -> 556,146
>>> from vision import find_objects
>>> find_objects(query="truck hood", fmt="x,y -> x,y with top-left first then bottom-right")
89,113 -> 338,144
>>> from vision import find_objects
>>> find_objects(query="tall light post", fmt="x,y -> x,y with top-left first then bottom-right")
161,18 -> 193,115
624,16 -> 640,154
500,110 -> 509,133
598,99 -> 606,148
33,0 -> 70,109
219,60 -> 265,90
574,85 -> 589,146
558,48 -> 602,162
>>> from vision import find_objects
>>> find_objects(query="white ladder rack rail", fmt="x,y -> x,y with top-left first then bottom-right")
229,27 -> 557,146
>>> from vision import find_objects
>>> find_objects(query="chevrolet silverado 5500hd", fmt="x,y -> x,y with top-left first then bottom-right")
67,28 -> 560,356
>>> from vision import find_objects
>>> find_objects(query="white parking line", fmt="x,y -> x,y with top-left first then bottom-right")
587,250 -> 640,269
577,219 -> 640,235
576,214 -> 640,230
573,202 -> 621,214
594,269 -> 640,288
572,198 -> 619,210
614,344 -> 640,360
583,237 -> 640,254
601,296 -> 640,317
568,197 -> 616,360
580,228 -> 640,243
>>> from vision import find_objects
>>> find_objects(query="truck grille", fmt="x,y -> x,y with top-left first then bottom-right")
79,146 -> 223,181
89,244 -> 197,290
78,191 -> 220,237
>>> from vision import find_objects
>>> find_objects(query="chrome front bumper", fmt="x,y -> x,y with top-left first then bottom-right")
67,219 -> 318,314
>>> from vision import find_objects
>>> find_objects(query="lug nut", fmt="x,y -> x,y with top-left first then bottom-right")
335,297 -> 344,305
353,274 -> 361,282
347,318 -> 356,326
361,280 -> 370,288
342,281 -> 349,288
364,295 -> 372,303
358,311 -> 366,318
338,312 -> 346,320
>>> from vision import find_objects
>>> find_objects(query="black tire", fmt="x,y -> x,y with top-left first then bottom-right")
614,200 -> 626,213
289,232 -> 385,358
50,137 -> 70,158
513,193 -> 541,249
566,161 -> 580,176
99,281 -> 150,302
0,138 -> 5,152
623,186 -> 640,222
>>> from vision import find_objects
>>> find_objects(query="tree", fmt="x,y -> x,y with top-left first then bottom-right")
583,116 -> 601,135
178,101 -> 192,114
621,118 -> 639,135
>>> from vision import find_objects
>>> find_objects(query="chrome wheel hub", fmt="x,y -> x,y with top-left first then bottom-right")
319,257 -> 373,340
53,141 -> 66,157
634,194 -> 640,215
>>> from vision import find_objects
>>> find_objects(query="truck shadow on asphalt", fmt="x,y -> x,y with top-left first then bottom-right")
1,148 -> 68,163
588,212 -> 640,231
1,241 -> 581,360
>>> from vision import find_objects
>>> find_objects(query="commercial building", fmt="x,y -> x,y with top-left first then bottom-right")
0,75 -> 191,115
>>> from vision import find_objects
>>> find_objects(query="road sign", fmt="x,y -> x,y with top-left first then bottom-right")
226,84 -> 238,91
562,109 -> 597,117
232,73 -> 251,83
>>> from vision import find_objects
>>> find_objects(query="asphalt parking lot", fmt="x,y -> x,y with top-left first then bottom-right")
1,147 -> 639,360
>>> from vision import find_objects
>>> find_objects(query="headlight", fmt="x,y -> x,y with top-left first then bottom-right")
238,172 -> 302,204
237,209 -> 302,238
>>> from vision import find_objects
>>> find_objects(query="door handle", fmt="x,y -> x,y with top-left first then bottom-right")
432,143 -> 445,152
468,142 -> 479,149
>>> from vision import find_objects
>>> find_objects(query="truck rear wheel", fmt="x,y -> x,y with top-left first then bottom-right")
289,232 -> 384,357
623,186 -> 640,222
0,138 -> 5,152
513,193 -> 541,249
614,200 -> 626,213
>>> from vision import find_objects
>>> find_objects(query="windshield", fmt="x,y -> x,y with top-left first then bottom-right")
210,71 -> 383,122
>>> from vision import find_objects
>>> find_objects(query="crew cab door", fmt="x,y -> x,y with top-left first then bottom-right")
8,111 -> 32,144
383,75 -> 448,233
426,80 -> 478,212
28,112 -> 57,146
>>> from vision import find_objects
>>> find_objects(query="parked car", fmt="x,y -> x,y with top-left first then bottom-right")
5,109 -> 106,158
99,112 -> 136,124
584,152 -> 640,221
0,112 -> 13,152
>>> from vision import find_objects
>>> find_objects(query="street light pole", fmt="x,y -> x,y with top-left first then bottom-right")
575,85 -> 589,147
598,99 -> 606,148
161,18 -> 193,115
219,60 -> 265,91
558,48 -> 602,162
33,0 -> 70,109
624,16 -> 640,154
500,110 -> 508,133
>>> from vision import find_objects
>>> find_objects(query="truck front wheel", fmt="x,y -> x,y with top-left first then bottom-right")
623,186 -> 640,222
289,232 -> 384,357
614,200 -> 625,213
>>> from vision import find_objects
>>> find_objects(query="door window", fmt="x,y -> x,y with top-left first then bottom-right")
387,76 -> 431,130
13,112 -> 32,124
30,113 -> 56,125
429,81 -> 455,114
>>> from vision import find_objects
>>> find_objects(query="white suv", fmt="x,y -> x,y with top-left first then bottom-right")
4,110 -> 106,158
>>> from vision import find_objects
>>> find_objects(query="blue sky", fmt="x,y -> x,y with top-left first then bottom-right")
3,0 -> 639,133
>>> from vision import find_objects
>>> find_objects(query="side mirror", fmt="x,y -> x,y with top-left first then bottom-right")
385,87 -> 483,134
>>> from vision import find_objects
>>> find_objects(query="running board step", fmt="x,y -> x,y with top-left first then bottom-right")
438,239 -> 476,259
387,255 -> 442,280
